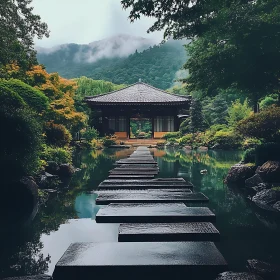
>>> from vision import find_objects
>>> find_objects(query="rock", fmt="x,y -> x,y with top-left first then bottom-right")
252,189 -> 280,212
247,259 -> 280,280
58,164 -> 75,177
20,177 -> 39,207
39,172 -> 59,189
273,201 -> 280,212
45,161 -> 59,175
174,143 -> 180,147
251,183 -> 269,193
211,144 -> 222,150
257,161 -> 280,183
198,146 -> 208,151
2,275 -> 51,280
224,164 -> 256,185
215,271 -> 263,280
184,145 -> 192,150
245,174 -> 264,188
200,169 -> 208,174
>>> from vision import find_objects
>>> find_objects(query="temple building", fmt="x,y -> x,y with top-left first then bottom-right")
85,82 -> 190,139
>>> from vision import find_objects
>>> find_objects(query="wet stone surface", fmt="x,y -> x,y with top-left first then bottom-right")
118,222 -> 220,242
95,191 -> 209,205
53,242 -> 228,280
96,203 -> 216,223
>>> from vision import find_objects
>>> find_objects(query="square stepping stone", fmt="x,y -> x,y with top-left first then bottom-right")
53,242 -> 228,280
95,192 -> 208,205
118,222 -> 220,242
96,203 -> 215,223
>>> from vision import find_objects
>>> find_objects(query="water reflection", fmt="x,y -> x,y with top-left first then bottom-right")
1,148 -> 280,278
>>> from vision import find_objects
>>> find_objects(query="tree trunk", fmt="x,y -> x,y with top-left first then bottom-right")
253,100 -> 259,113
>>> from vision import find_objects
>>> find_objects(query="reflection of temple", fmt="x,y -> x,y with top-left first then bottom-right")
85,82 -> 190,139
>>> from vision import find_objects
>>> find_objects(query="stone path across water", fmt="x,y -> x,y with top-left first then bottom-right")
52,146 -> 228,280
118,222 -> 220,242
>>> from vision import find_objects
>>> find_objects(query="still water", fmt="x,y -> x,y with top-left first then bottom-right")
1,148 -> 280,277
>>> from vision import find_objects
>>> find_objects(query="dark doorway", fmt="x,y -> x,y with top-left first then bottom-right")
130,117 -> 152,139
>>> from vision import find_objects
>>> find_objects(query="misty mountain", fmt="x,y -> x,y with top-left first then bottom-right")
37,35 -> 188,89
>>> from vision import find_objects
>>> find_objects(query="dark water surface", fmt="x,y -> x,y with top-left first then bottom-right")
1,148 -> 280,277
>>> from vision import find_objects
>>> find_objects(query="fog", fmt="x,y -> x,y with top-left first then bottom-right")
33,0 -> 163,48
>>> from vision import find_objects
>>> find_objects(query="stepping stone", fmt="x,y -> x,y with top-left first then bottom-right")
98,178 -> 193,189
96,189 -> 193,194
118,222 -> 220,242
109,170 -> 159,175
96,203 -> 215,223
108,175 -> 155,179
53,242 -> 228,280
95,192 -> 208,205
117,164 -> 158,169
116,160 -> 157,164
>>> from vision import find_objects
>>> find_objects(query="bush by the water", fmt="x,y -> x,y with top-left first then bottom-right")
45,122 -> 72,147
162,131 -> 181,140
237,106 -> 280,142
82,127 -> 99,142
103,137 -> 116,147
41,145 -> 72,165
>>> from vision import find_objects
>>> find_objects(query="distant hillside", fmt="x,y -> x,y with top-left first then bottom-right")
37,35 -> 188,89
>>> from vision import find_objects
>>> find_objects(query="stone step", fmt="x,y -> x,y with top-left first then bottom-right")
95,192 -> 208,205
116,160 -> 157,164
53,242 -> 228,280
96,189 -> 193,194
100,178 -> 189,184
116,164 -> 158,169
108,175 -> 155,179
109,170 -> 159,175
98,184 -> 193,190
96,203 -> 215,223
118,222 -> 220,242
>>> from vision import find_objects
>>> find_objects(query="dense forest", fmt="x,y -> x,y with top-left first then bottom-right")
37,39 -> 187,89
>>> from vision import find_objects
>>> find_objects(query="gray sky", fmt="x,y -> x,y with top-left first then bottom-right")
33,0 -> 163,48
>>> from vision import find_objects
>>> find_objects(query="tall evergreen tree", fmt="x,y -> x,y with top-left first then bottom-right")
189,99 -> 206,133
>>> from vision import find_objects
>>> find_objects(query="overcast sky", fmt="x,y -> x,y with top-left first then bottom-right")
33,0 -> 163,48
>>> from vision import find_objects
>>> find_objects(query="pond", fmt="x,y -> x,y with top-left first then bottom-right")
0,148 -> 280,278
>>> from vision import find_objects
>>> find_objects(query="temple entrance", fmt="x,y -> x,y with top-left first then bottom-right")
130,117 -> 152,139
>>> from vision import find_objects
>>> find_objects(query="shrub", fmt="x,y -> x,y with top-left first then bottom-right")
102,137 -> 116,147
179,119 -> 190,134
0,107 -> 42,180
0,83 -> 26,109
226,99 -> 252,127
237,106 -> 280,142
260,95 -> 278,109
162,131 -> 181,140
255,142 -> 280,165
178,134 -> 193,145
242,148 -> 256,163
82,127 -> 99,142
45,122 -> 72,147
242,138 -> 262,150
90,139 -> 103,149
41,145 -> 72,164
1,79 -> 49,112
211,130 -> 242,149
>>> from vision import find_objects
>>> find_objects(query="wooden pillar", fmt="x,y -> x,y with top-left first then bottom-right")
126,115 -> 130,139
151,116 -> 155,139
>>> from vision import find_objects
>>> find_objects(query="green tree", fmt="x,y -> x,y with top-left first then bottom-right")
189,99 -> 206,133
0,84 -> 42,181
227,99 -> 252,127
122,1 -> 280,110
0,0 -> 49,75
0,79 -> 49,112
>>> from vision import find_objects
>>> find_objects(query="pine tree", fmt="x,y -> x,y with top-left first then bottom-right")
189,99 -> 206,133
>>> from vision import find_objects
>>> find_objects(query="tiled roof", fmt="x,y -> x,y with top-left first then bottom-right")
85,82 -> 190,105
